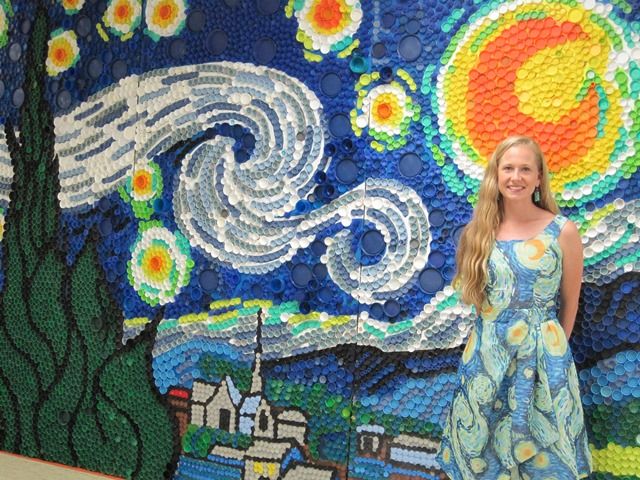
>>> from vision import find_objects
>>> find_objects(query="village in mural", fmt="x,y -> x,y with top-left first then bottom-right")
0,0 -> 639,479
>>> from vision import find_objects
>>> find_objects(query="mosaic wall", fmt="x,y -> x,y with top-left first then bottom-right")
0,0 -> 639,479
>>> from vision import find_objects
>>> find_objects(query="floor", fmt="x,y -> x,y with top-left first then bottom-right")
0,452 -> 121,480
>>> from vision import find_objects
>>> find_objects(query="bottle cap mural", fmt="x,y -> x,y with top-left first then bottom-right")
0,0 -> 638,479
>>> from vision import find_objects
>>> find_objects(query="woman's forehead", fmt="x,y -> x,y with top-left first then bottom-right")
500,145 -> 538,165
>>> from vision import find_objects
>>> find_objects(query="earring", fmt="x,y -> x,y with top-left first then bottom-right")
534,187 -> 540,203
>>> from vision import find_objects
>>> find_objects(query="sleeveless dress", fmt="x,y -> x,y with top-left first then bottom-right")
436,215 -> 592,480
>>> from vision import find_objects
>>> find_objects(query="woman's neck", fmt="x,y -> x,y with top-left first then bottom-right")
501,199 -> 541,222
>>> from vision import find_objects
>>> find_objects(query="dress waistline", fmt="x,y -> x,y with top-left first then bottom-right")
480,304 -> 557,324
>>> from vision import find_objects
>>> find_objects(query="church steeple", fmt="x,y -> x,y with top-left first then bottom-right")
249,309 -> 264,394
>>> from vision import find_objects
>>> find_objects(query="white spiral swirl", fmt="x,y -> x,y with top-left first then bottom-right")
1,61 -> 432,303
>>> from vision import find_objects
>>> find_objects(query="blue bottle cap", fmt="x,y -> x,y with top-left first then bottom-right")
98,197 -> 112,212
253,37 -> 277,64
325,143 -> 337,156
429,209 -> 445,227
452,226 -> 464,244
418,268 -> 444,294
315,171 -> 328,183
321,72 -> 342,98
207,30 -> 228,55
243,133 -> 256,149
75,15 -> 92,36
170,38 -> 187,59
442,266 -> 455,281
56,90 -> 71,109
383,299 -> 401,317
380,66 -> 394,83
99,219 -> 112,236
370,303 -> 384,318
405,19 -> 420,34
398,35 -> 422,62
382,12 -> 395,28
299,301 -> 311,314
310,241 -> 326,257
349,54 -> 368,73
291,264 -> 313,288
318,287 -> 333,303
270,277 -> 285,293
153,198 -> 169,213
428,251 -> 446,269
361,229 -> 385,256
235,149 -> 249,163
257,0 -> 280,15
187,9 -> 206,31
335,158 -> 358,184
295,199 -> 311,213
372,42 -> 387,58
321,185 -> 335,199
398,152 -> 423,177
111,59 -> 128,80
87,58 -> 103,79
199,270 -> 219,292
329,113 -> 351,137
341,138 -> 355,152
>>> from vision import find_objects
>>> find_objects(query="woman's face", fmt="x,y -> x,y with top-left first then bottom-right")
497,145 -> 541,203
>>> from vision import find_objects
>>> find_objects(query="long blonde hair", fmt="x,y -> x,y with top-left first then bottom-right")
453,136 -> 559,312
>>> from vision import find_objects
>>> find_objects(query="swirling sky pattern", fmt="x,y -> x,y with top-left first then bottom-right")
0,61 -> 430,305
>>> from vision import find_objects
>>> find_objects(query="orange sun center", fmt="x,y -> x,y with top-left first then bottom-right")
376,102 -> 393,119
115,4 -> 131,20
159,4 -> 173,20
54,48 -> 68,62
134,173 -> 150,190
313,0 -> 343,30
149,255 -> 165,272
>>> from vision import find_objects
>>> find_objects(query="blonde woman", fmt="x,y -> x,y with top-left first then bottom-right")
436,136 -> 592,479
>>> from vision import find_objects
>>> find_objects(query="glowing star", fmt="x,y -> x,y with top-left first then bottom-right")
103,0 -> 142,37
128,221 -> 194,306
286,0 -> 362,60
351,69 -> 420,151
119,161 -> 163,219
144,0 -> 187,41
60,0 -> 85,14
46,29 -> 80,77
0,4 -> 8,49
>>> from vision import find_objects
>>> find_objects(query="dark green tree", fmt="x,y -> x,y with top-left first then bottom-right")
0,4 -> 177,479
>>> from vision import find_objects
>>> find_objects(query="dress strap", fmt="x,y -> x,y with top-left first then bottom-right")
547,214 -> 568,239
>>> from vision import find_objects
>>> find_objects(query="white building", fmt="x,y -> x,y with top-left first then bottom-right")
188,311 -> 337,480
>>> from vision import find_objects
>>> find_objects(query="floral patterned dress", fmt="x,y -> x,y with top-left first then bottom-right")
436,215 -> 592,479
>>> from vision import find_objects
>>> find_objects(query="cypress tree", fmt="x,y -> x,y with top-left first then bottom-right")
0,4 -> 177,478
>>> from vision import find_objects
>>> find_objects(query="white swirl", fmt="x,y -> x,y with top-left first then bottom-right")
177,137 -> 430,302
0,61 -> 432,304
580,199 -> 640,285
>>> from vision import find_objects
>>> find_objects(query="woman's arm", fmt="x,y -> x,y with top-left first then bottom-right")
558,220 -> 583,339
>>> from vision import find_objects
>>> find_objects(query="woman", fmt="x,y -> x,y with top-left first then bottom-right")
436,136 -> 592,479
